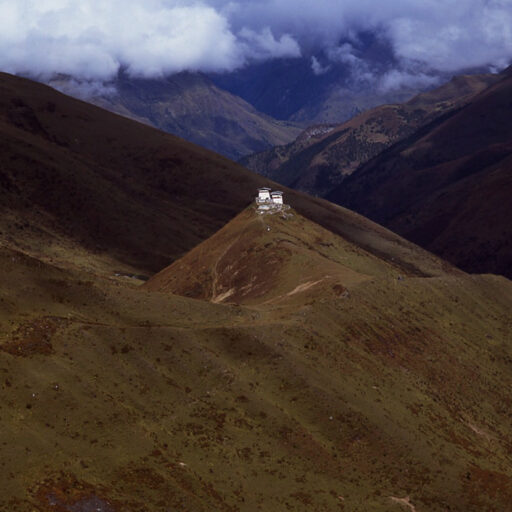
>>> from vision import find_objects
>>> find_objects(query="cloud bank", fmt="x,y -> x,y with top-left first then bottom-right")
0,0 -> 511,83
0,0 -> 300,80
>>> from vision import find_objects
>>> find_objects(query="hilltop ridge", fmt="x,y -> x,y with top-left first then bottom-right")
145,207 -> 393,305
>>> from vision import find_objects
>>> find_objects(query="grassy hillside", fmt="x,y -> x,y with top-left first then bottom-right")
0,72 -> 450,283
2,209 -> 512,511
1,71 -> 512,511
0,73 -> 265,274
145,207 -> 428,305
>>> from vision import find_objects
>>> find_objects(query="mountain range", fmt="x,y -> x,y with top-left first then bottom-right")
51,73 -> 302,161
328,67 -> 512,278
1,72 -> 441,278
241,72 -> 500,196
241,67 -> 512,280
1,72 -> 512,511
47,38 -> 445,162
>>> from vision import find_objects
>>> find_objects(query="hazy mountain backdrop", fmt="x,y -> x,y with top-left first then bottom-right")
242,72 -> 501,195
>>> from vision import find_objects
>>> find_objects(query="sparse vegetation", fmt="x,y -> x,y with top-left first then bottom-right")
242,72 -> 501,198
1,72 -> 511,512
330,70 -> 512,279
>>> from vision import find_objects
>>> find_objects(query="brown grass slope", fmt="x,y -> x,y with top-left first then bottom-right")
0,72 -> 266,275
0,72 -> 452,282
2,72 -> 512,511
2,211 -> 512,511
146,206 -> 418,305
242,73 -> 500,196
328,69 -> 512,278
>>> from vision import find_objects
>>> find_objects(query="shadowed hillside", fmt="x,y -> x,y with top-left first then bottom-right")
80,73 -> 302,160
0,72 -> 268,274
328,69 -> 512,278
0,72 -> 450,281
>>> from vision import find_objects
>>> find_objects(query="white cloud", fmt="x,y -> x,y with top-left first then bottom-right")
387,0 -> 512,71
226,0 -> 512,72
326,43 -> 376,85
311,56 -> 330,75
327,44 -> 361,66
238,27 -> 301,61
378,69 -> 441,92
0,0 -> 510,83
48,77 -> 117,99
0,0 -> 298,81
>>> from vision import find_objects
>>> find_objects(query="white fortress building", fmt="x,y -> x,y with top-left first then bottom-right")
257,187 -> 271,203
271,191 -> 283,205
256,188 -> 287,212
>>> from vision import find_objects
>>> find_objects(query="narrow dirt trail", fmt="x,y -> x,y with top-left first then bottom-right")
210,233 -> 244,303
390,496 -> 417,512
261,277 -> 329,305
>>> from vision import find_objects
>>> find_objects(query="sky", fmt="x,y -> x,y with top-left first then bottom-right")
0,0 -> 511,86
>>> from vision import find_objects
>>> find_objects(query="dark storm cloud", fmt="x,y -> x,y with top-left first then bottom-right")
0,0 -> 510,84
225,0 -> 512,69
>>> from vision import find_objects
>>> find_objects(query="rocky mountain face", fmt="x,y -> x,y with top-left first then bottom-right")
328,68 -> 512,278
2,72 -> 512,512
54,72 -> 302,161
241,73 -> 500,196
46,35 -> 456,162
